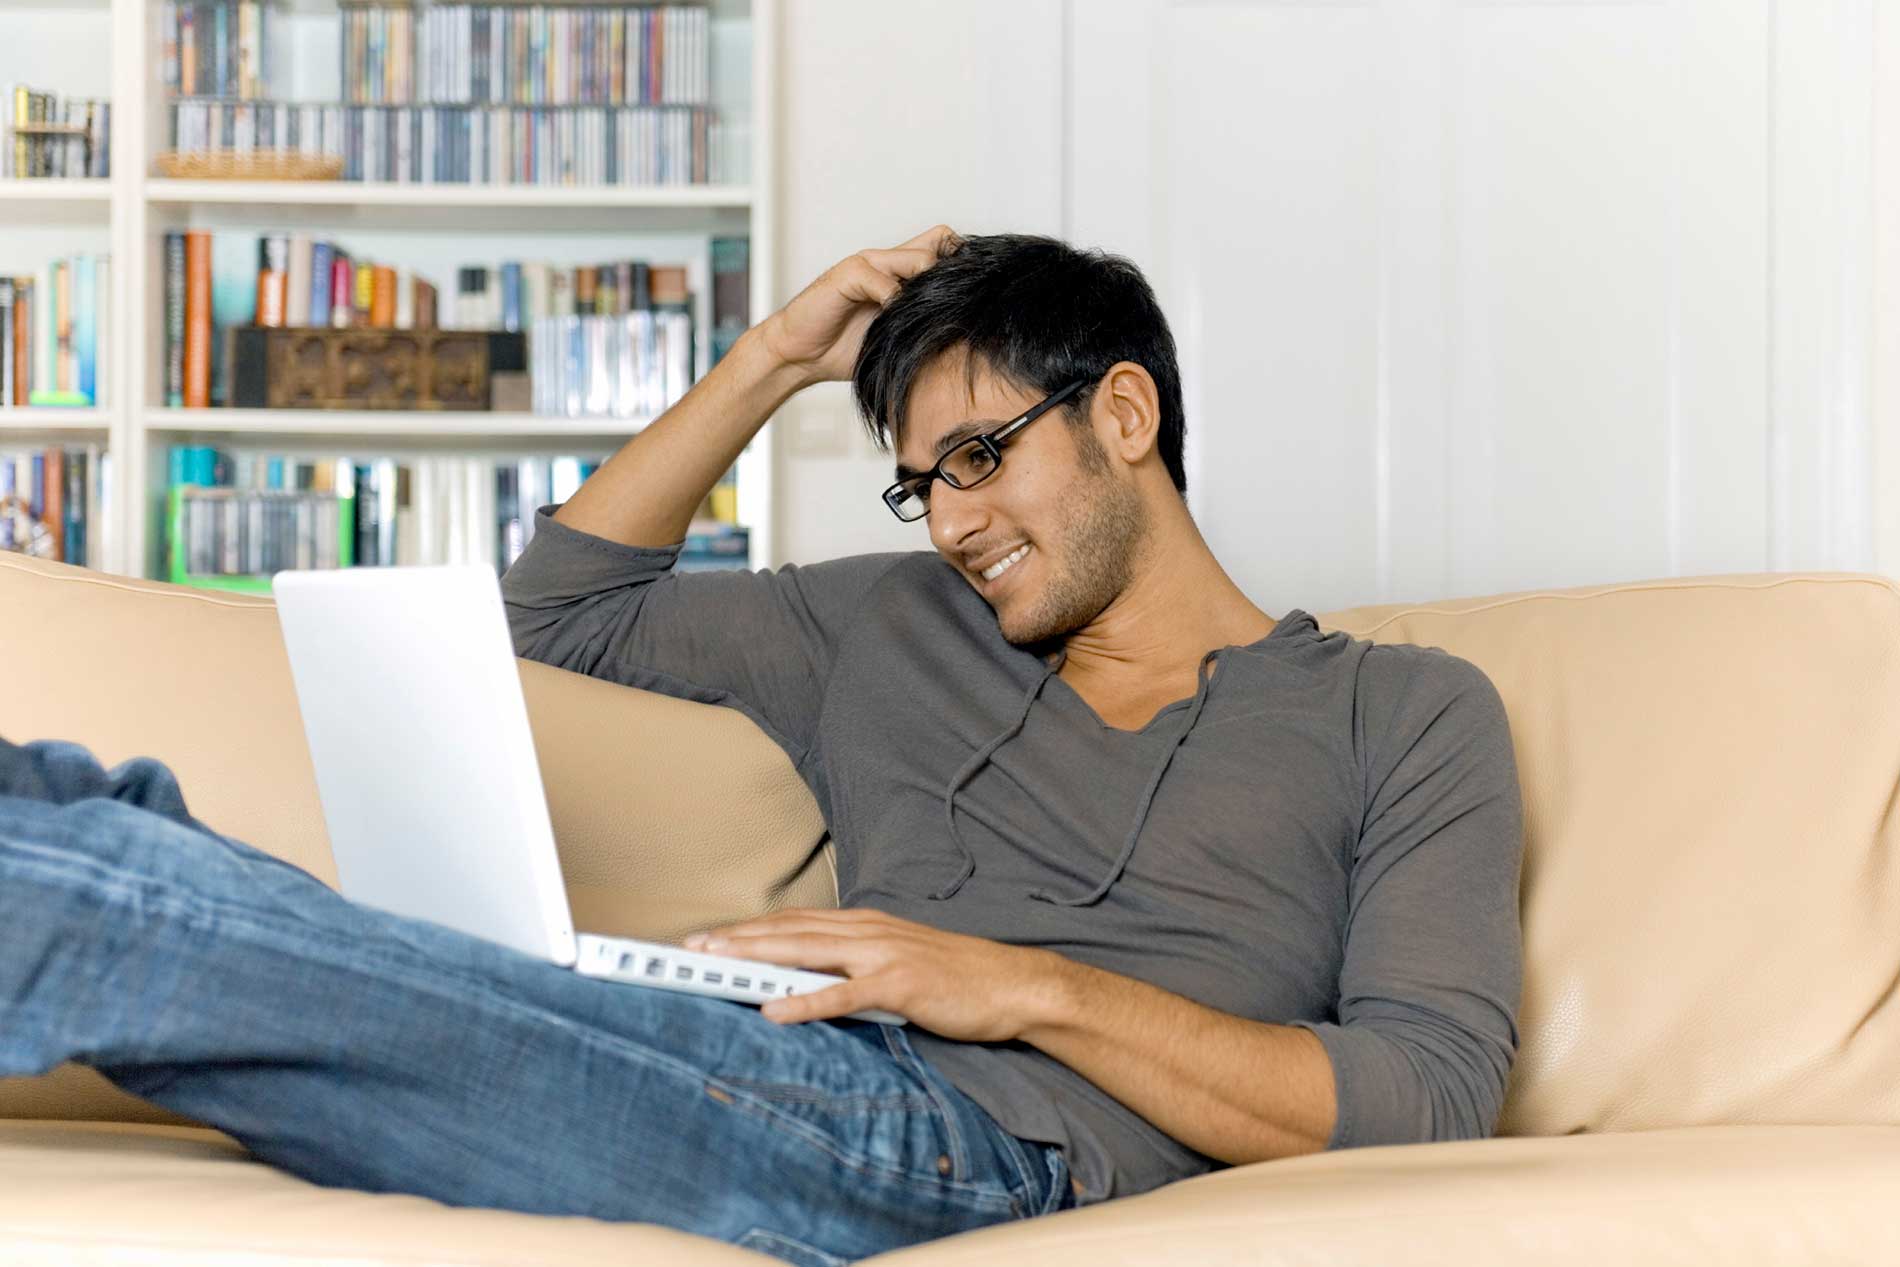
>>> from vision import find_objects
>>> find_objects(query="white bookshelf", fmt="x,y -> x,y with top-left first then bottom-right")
145,179 -> 755,208
147,408 -> 649,441
0,407 -> 113,432
1,0 -> 777,579
0,178 -> 113,204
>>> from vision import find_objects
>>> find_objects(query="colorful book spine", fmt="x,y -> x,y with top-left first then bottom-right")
309,240 -> 334,329
183,230 -> 212,408
73,254 -> 96,405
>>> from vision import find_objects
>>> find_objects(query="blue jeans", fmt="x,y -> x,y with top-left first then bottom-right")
0,738 -> 1074,1267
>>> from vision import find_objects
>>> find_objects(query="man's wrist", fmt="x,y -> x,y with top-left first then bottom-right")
730,320 -> 822,404
1010,948 -> 1086,1045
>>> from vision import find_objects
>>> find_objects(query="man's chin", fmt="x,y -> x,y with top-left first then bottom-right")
994,599 -> 1071,649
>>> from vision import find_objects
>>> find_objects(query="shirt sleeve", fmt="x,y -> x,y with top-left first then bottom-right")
1292,646 -> 1525,1150
500,503 -> 916,767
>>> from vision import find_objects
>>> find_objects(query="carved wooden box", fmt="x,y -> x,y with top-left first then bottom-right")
228,327 -> 529,411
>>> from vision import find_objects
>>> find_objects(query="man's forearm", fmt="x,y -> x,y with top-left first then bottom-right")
553,326 -> 812,549
1014,952 -> 1337,1166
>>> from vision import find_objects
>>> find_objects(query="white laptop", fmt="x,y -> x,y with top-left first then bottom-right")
272,563 -> 903,1026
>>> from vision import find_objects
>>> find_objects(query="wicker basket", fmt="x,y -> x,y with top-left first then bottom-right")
156,150 -> 345,181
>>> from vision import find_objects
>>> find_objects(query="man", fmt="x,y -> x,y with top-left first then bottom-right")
0,227 -> 1522,1266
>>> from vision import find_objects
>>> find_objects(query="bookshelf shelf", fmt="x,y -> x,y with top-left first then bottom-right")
145,409 -> 649,442
0,408 -> 111,434
0,178 -> 112,203
144,180 -> 755,211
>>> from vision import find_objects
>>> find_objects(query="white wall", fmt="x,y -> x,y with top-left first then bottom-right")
1877,0 -> 1900,580
772,0 -> 1065,564
774,0 -> 1900,607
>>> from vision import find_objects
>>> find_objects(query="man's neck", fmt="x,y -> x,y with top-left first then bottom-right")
1054,505 -> 1275,693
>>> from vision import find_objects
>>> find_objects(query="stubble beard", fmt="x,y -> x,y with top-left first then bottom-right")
997,432 -> 1150,647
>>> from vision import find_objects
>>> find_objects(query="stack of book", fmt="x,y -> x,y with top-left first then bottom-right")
167,443 -> 747,585
160,231 -> 746,420
168,97 -> 712,185
456,237 -> 746,417
0,259 -> 112,409
0,443 -> 107,565
4,88 -> 112,180
160,1 -> 278,99
352,5 -> 711,107
162,231 -> 440,408
165,3 -> 717,185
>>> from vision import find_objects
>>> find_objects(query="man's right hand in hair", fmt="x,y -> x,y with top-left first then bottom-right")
760,225 -> 961,388
542,225 -> 957,549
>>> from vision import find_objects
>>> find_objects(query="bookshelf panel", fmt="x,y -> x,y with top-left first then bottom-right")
146,408 -> 646,444
144,182 -> 751,234
0,409 -> 111,442
0,178 -> 113,206
146,179 -> 752,209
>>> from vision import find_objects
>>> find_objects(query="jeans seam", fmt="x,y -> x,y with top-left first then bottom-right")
715,1077 -> 937,1113
989,1126 -> 1042,1212
709,1078 -> 1019,1206
1042,1145 -> 1072,1215
880,1024 -> 973,1184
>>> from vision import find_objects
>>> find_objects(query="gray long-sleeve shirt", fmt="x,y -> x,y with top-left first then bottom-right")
501,506 -> 1524,1204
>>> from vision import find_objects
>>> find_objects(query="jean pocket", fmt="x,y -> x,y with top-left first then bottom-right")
735,1226 -> 853,1267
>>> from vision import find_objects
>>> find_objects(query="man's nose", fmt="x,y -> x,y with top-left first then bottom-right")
928,481 -> 990,555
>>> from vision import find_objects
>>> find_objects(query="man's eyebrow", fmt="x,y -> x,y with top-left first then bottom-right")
894,419 -> 1002,481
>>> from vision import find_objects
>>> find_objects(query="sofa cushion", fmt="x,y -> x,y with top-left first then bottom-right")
0,553 -> 835,1126
1317,574 -> 1900,1138
3,1119 -> 1892,1267
0,1119 -> 778,1266
862,1123 -> 1900,1265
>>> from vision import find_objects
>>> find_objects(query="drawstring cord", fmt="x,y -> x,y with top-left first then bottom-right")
931,648 -> 1222,907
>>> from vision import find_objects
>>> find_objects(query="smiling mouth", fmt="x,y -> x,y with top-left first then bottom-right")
980,544 -> 1031,584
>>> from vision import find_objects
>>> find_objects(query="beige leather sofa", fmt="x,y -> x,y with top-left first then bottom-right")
2,549 -> 1897,1265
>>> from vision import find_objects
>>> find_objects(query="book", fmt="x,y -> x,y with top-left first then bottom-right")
369,264 -> 397,327
330,250 -> 354,329
309,240 -> 334,329
10,279 -> 29,406
183,231 -> 213,408
710,236 -> 748,367
53,260 -> 71,393
210,233 -> 258,406
256,234 -> 288,328
284,234 -> 313,330
0,442 -> 97,565
0,280 -> 13,406
73,255 -> 96,404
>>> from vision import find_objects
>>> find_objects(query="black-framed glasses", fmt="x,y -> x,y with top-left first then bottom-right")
881,378 -> 1091,522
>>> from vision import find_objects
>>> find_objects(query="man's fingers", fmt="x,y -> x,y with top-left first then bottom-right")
857,246 -> 938,280
708,934 -> 867,974
895,224 -> 961,254
766,980 -> 865,1025
834,254 -> 902,307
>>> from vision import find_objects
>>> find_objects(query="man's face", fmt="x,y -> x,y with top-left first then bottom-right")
895,355 -> 1149,646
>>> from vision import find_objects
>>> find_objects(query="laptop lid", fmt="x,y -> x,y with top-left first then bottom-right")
272,564 -> 578,968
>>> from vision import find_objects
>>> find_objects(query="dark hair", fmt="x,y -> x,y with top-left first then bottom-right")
851,233 -> 1187,495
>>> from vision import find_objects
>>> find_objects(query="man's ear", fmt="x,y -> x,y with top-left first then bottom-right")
1096,362 -> 1162,466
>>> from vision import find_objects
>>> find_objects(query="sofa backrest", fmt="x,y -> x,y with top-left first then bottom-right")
0,552 -> 834,1126
1320,573 -> 1900,1137
4,554 -> 1897,1141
